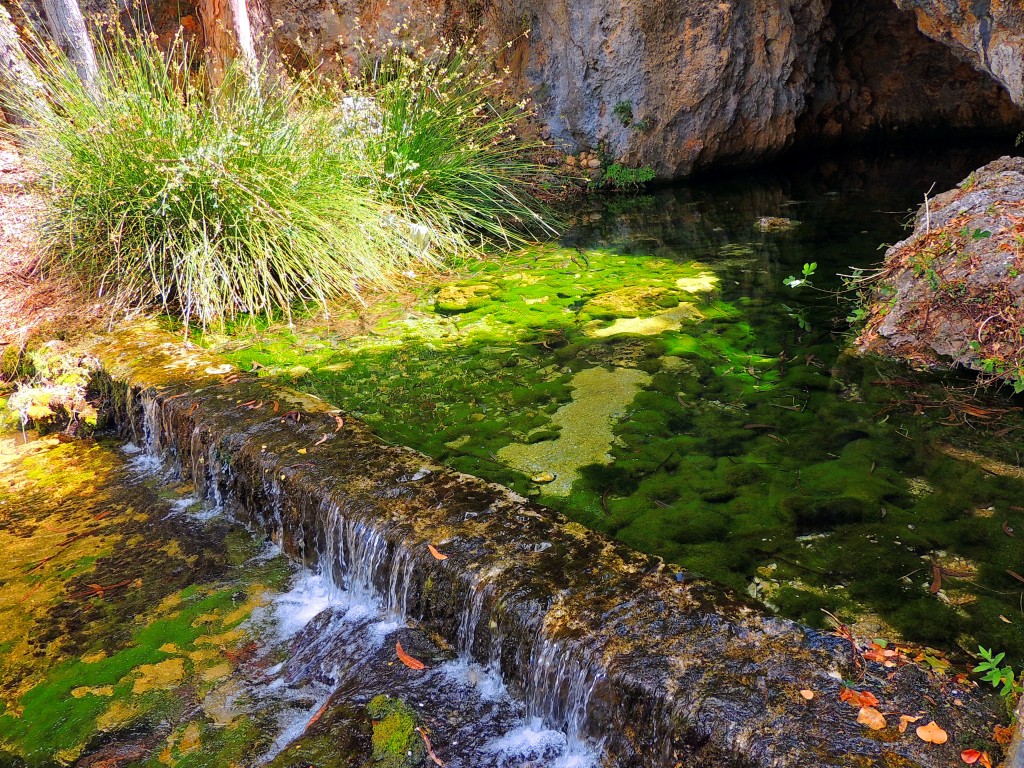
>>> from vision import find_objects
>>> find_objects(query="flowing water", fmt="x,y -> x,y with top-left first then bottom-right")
0,424 -> 608,766
5,142 -> 1024,767
213,143 -> 1024,665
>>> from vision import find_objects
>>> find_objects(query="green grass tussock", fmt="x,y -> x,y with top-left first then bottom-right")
4,26 -> 556,328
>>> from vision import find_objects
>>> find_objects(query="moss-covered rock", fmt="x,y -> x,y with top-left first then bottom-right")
365,695 -> 424,768
434,283 -> 498,313
583,285 -> 678,319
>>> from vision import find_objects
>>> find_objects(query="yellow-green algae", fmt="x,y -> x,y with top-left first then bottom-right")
0,432 -> 293,767
498,366 -> 652,496
209,175 -> 1024,665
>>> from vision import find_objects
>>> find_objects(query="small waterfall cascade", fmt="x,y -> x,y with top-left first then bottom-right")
130,390 -> 609,767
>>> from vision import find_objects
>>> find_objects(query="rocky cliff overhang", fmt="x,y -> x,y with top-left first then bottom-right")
895,0 -> 1024,108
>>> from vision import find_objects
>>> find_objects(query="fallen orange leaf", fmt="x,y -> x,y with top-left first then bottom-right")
840,688 -> 879,709
898,715 -> 922,733
428,544 -> 448,561
799,689 -> 814,700
961,750 -> 981,765
857,706 -> 887,730
303,700 -> 330,733
916,721 -> 948,745
396,641 -> 426,670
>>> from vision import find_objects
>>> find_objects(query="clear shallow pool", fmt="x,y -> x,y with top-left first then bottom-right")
213,144 -> 1024,664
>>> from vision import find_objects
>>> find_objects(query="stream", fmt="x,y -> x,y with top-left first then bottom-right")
3,141 -> 1024,767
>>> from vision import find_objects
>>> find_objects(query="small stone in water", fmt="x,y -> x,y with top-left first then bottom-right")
531,472 -> 556,484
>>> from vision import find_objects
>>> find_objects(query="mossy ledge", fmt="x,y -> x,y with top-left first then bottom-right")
85,323 -> 1003,767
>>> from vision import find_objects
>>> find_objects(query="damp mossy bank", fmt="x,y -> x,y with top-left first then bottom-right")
206,147 -> 1024,666
0,433 -> 306,767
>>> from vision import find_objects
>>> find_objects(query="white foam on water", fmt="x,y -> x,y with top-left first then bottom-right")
120,442 -> 143,455
440,658 -> 508,702
262,692 -> 334,762
270,568 -> 337,638
126,453 -> 164,476
482,718 -> 601,768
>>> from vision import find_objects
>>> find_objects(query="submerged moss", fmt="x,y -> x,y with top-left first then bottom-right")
498,366 -> 651,496
210,181 -> 1024,664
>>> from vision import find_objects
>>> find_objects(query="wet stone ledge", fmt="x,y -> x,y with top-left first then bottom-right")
89,323 -> 1004,767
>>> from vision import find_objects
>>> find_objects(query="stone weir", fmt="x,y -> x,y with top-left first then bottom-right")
90,325 -> 1002,767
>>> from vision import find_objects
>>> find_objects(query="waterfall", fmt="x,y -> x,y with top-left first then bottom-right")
131,390 -> 607,767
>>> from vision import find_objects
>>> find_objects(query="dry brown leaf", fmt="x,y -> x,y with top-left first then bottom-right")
416,727 -> 446,766
334,415 -> 344,432
916,721 -> 948,744
857,706 -> 887,730
396,641 -> 426,670
799,689 -> 814,700
898,715 -> 922,733
303,700 -> 330,733
314,434 -> 329,446
428,544 -> 449,561
993,724 -> 1014,745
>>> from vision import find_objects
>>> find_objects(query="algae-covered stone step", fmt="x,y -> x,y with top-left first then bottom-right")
82,324 -> 1006,768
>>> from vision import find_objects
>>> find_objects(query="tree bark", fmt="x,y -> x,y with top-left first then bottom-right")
39,0 -> 98,94
198,0 -> 279,89
0,4 -> 46,125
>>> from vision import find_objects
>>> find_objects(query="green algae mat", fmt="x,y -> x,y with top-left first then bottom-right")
207,159 -> 1024,665
0,433 -> 300,766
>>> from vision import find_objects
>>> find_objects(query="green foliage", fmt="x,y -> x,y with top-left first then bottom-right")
602,163 -> 655,189
974,646 -> 1023,701
612,100 -> 634,127
783,262 -> 817,289
6,26 -> 557,328
352,36 -> 558,253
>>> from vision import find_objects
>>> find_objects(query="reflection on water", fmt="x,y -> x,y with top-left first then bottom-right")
219,141 -> 1024,663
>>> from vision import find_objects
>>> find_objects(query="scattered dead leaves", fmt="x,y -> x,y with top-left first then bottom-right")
416,727 -> 445,766
898,715 -> 922,734
960,749 -> 992,767
840,688 -> 878,709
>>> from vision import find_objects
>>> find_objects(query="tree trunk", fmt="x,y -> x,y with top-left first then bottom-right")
39,0 -> 98,94
198,0 -> 279,89
0,4 -> 46,125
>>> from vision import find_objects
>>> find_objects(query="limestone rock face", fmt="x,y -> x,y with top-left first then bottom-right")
856,156 -> 1024,381
26,0 -> 1024,178
264,0 -> 1020,177
895,0 -> 1024,107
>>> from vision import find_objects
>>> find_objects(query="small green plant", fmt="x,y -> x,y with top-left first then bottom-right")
613,100 -> 634,127
780,303 -> 811,332
783,262 -> 817,288
958,225 -> 992,241
602,163 -> 655,190
974,647 -> 1023,700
